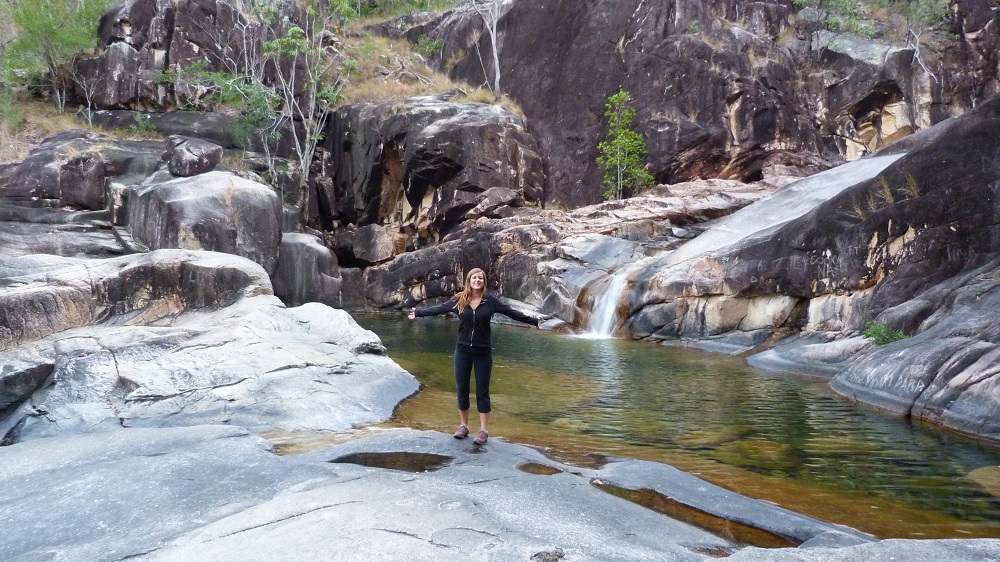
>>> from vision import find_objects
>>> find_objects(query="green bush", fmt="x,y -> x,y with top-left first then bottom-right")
863,320 -> 908,345
794,0 -> 949,38
415,35 -> 445,58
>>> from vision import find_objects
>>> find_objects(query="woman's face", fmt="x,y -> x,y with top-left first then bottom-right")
469,272 -> 485,291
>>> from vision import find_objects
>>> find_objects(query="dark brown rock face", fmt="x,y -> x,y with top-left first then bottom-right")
87,0 -> 175,109
319,94 -> 544,243
399,0 -> 1000,207
126,171 -> 283,274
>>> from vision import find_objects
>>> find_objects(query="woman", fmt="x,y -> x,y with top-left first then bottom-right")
408,268 -> 540,445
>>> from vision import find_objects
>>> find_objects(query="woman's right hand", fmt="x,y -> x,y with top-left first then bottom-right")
407,309 -> 415,320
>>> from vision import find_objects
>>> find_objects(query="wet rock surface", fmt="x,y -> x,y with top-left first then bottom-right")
361,179 -> 774,324
4,426 -> 997,561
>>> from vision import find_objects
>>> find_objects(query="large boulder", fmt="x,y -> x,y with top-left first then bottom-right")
2,295 -> 416,443
319,94 -> 544,241
163,135 -> 223,177
0,131 -> 125,211
271,232 -> 344,308
619,95 -> 1000,438
0,248 -> 416,444
125,171 -> 283,274
0,250 -> 271,354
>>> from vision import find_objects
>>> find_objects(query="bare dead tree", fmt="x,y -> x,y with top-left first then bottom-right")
465,0 -> 504,99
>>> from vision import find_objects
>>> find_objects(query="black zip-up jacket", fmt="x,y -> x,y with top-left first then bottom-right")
414,293 -> 539,349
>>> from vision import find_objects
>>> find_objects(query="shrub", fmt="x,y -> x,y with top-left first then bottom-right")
863,320 -> 908,345
415,35 -> 445,58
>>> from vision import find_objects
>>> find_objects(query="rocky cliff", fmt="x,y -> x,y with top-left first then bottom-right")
393,0 -> 1000,207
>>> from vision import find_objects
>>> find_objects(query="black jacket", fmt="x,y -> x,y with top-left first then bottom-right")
414,293 -> 539,349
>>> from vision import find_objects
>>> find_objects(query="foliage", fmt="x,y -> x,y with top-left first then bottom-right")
0,0 -> 114,112
863,320 -> 908,345
157,61 -> 249,110
596,88 -> 653,200
354,0 -> 460,17
128,113 -> 159,136
794,0 -> 949,38
870,0 -> 949,29
415,35 -> 445,59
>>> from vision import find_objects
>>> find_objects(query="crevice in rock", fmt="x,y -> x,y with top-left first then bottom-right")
591,479 -> 799,549
213,501 -> 364,540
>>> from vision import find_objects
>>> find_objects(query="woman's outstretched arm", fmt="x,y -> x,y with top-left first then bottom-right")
489,295 -> 541,327
409,299 -> 458,319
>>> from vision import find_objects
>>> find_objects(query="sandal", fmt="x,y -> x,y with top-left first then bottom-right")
473,429 -> 488,445
454,425 -> 469,439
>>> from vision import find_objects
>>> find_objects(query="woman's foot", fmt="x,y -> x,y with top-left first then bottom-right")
473,429 -> 488,445
454,425 -> 470,439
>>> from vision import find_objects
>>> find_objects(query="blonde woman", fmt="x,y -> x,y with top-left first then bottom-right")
408,268 -> 540,445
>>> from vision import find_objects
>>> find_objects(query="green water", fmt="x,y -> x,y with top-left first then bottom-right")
353,313 -> 1000,539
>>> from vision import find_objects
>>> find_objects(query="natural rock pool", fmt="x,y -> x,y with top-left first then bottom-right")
308,314 -> 1000,539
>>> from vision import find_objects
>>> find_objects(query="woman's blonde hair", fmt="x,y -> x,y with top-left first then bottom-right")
456,268 -> 487,313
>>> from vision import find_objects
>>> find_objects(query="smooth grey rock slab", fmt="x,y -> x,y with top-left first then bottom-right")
747,334 -> 869,378
0,249 -> 271,353
4,296 -> 417,442
1,426 -> 989,562
149,428 -> 731,561
0,425 -> 338,562
717,538 -> 1000,562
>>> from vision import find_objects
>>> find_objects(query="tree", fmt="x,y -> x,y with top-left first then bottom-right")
165,0 -> 355,203
465,0 -> 504,99
261,1 -> 354,204
596,88 -> 653,200
1,0 -> 111,113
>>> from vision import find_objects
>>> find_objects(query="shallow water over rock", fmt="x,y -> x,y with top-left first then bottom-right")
354,313 -> 1000,539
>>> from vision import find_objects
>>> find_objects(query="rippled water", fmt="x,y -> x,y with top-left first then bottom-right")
352,313 -> 1000,539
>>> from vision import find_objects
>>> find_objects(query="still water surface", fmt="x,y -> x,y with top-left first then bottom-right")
349,313 -> 1000,539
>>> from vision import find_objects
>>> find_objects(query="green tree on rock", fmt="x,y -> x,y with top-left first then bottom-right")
597,88 -> 653,200
1,0 -> 112,113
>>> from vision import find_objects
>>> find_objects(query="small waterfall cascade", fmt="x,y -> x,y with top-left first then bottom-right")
581,254 -> 665,339
584,271 -> 632,338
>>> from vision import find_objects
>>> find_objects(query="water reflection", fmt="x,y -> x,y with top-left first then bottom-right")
357,312 -> 1000,537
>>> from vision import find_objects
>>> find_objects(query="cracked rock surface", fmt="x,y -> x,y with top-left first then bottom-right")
4,427 -> 996,561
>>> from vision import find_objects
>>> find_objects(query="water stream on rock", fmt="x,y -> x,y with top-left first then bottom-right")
581,255 -> 661,338
275,313 -> 1000,540
582,271 -> 631,338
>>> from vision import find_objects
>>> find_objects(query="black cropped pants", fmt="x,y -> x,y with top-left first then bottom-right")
454,344 -> 493,413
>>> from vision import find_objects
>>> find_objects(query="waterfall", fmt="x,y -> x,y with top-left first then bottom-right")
580,253 -> 668,339
584,271 -> 631,338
